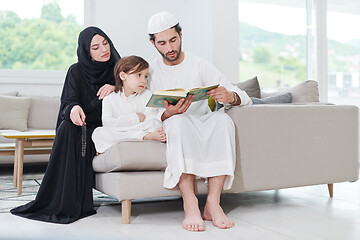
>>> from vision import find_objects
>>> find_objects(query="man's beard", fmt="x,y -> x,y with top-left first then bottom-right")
156,42 -> 182,62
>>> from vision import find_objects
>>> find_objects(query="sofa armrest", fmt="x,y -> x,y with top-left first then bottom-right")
226,104 -> 359,193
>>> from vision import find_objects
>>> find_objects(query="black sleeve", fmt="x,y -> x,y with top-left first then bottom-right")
56,64 -> 82,127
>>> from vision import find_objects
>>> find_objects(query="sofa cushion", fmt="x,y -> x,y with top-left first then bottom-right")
251,92 -> 292,104
20,95 -> 60,129
235,76 -> 261,98
93,141 -> 167,172
288,80 -> 319,103
262,80 -> 319,103
0,95 -> 31,131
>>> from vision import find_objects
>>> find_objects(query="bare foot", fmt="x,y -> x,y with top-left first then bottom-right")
182,198 -> 205,232
143,127 -> 166,142
203,200 -> 234,229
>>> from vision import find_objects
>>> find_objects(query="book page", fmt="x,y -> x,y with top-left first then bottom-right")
154,88 -> 187,97
188,84 -> 219,93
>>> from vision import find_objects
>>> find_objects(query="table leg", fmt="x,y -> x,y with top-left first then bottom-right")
13,141 -> 19,187
16,139 -> 25,195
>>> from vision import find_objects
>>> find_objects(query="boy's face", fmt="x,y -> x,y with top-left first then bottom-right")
151,28 -> 182,65
121,67 -> 149,95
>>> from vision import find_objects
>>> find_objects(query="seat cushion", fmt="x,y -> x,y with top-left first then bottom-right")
92,141 -> 167,172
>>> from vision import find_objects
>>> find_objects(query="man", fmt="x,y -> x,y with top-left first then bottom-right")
147,12 -> 252,232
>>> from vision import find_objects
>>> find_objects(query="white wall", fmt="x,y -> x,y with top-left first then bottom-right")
212,0 -> 239,83
0,0 -> 239,96
85,0 -> 239,82
85,0 -> 212,62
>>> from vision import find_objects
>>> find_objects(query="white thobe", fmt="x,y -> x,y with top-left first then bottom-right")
149,52 -> 252,190
92,89 -> 161,153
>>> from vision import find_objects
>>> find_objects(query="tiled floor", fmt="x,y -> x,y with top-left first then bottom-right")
0,171 -> 359,240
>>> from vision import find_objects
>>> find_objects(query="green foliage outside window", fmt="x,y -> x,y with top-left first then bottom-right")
253,46 -> 272,64
239,21 -> 359,89
0,2 -> 82,70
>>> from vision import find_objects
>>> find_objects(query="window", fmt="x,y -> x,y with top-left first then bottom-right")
327,0 -> 360,106
0,0 -> 83,70
238,0 -> 307,92
239,0 -> 360,105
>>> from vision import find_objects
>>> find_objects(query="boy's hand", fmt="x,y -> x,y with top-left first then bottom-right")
137,113 -> 146,122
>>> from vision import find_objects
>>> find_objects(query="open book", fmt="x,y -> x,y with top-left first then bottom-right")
146,84 -> 219,108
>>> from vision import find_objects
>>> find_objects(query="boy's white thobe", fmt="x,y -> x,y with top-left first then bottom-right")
92,89 -> 161,153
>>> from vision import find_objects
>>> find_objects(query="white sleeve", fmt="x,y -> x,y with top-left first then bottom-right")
101,96 -> 140,129
200,60 -> 252,106
143,90 -> 164,122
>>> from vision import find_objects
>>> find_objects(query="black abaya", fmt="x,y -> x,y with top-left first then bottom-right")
11,27 -> 120,224
11,64 -> 100,223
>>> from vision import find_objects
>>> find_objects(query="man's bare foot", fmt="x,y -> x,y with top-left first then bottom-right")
143,127 -> 166,142
203,200 -> 234,229
182,198 -> 205,232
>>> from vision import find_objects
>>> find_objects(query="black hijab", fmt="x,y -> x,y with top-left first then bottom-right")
77,26 -> 120,85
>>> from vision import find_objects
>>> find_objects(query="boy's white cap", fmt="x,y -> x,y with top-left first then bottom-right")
148,12 -> 178,34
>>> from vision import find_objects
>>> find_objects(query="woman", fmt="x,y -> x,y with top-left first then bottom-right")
11,26 -> 120,224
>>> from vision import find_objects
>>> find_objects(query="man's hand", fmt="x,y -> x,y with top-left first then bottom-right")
208,87 -> 236,104
161,95 -> 194,121
137,112 -> 146,122
97,84 -> 115,100
70,105 -> 86,126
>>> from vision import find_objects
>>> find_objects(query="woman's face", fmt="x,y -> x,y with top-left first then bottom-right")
90,34 -> 111,62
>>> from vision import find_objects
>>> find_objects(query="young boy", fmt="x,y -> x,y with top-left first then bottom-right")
92,56 -> 166,154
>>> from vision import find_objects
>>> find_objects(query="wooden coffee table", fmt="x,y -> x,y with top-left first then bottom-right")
1,130 -> 55,195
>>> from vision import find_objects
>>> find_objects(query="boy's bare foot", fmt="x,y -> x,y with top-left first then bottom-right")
143,127 -> 166,142
203,200 -> 234,229
182,198 -> 205,232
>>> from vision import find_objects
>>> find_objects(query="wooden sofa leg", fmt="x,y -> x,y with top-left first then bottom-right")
122,199 -> 132,224
327,184 -> 333,198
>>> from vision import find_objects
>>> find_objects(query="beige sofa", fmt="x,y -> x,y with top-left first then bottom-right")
92,80 -> 359,224
0,92 -> 59,164
1,81 -> 358,225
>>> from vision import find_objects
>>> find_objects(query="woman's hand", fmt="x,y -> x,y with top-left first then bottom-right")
70,105 -> 86,126
97,84 -> 115,100
137,113 -> 146,122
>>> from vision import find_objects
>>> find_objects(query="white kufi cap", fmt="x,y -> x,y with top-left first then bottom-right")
148,12 -> 178,34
